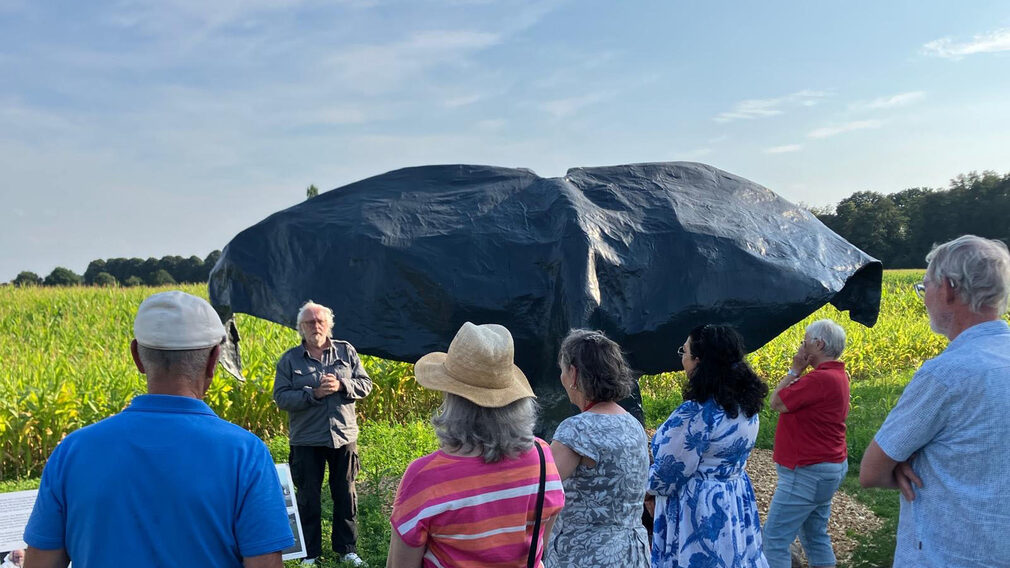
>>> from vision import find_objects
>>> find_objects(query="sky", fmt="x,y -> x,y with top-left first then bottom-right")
2,0 -> 1010,282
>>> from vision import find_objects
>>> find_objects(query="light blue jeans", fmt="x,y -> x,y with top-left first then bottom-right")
762,461 -> 848,568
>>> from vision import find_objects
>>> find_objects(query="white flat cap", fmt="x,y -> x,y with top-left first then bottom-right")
134,291 -> 226,350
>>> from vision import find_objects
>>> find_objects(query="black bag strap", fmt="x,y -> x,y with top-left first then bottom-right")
527,440 -> 547,568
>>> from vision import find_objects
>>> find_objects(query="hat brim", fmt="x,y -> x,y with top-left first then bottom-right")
414,351 -> 535,408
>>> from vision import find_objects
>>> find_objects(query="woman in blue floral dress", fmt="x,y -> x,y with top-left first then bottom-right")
649,324 -> 770,568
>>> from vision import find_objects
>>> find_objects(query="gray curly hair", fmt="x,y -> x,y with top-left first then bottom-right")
431,394 -> 538,463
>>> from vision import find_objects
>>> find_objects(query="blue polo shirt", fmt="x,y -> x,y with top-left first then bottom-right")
24,395 -> 294,567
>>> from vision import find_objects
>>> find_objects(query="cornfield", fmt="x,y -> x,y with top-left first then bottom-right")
2,273 -> 1002,480
0,284 -> 439,479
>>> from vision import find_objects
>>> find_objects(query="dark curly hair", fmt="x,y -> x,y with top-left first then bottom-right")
557,329 -> 634,402
681,324 -> 768,418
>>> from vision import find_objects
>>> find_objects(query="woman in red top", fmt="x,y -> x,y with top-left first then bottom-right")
764,319 -> 850,568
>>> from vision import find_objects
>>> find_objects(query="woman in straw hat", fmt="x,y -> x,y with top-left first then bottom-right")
649,324 -> 770,568
387,322 -> 565,568
546,329 -> 650,568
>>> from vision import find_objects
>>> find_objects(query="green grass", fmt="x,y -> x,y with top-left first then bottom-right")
837,478 -> 900,568
270,421 -> 439,567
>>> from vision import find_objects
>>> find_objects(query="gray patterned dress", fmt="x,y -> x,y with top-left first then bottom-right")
546,411 -> 651,568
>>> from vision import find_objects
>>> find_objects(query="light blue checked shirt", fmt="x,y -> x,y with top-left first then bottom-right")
875,319 -> 1010,567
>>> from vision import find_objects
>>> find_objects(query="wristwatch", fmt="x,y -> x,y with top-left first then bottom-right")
786,369 -> 800,378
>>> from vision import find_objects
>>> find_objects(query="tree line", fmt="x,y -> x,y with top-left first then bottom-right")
11,181 -> 319,287
11,251 -> 222,287
9,170 -> 1008,286
813,170 -> 1009,268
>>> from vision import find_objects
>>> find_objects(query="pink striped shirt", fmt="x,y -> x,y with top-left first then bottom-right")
390,438 -> 565,568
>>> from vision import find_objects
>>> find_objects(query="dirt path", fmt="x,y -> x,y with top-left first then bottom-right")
746,448 -> 882,566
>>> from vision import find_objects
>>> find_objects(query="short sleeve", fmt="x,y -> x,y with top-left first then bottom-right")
235,443 -> 295,558
23,444 -> 68,550
778,372 -> 824,412
649,401 -> 707,496
389,460 -> 431,548
552,414 -> 599,462
875,368 -> 951,462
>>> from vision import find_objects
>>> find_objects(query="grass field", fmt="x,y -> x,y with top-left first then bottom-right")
3,273 -> 1005,567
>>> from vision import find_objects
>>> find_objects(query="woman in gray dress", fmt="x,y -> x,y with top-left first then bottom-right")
547,329 -> 651,568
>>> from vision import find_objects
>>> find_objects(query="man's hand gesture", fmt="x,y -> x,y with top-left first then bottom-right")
313,373 -> 342,399
791,342 -> 812,375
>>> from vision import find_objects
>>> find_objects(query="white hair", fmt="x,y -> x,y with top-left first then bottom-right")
806,319 -> 846,359
296,300 -> 334,337
137,345 -> 214,380
926,235 -> 1010,314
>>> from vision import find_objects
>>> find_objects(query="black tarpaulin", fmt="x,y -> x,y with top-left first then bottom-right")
209,162 -> 881,435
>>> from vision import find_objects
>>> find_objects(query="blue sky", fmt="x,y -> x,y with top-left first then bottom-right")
2,0 -> 1009,281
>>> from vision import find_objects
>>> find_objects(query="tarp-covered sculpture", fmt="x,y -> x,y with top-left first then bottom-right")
209,162 -> 881,434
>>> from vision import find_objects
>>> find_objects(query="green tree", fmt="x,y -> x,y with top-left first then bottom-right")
197,250 -> 222,282
124,275 -> 144,287
306,184 -> 319,199
951,171 -> 1010,246
93,272 -> 118,287
889,187 -> 935,267
146,269 -> 177,286
178,255 -> 204,283
141,257 -> 160,278
832,191 -> 907,267
159,255 -> 185,282
83,259 -> 108,285
43,267 -> 83,286
12,271 -> 43,287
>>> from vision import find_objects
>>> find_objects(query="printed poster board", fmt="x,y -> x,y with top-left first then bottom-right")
276,463 -> 307,561
0,489 -> 36,551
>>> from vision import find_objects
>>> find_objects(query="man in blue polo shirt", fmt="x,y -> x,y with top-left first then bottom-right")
860,235 -> 1010,567
24,291 -> 294,568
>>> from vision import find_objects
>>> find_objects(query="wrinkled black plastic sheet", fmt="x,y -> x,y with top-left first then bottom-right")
210,162 -> 881,435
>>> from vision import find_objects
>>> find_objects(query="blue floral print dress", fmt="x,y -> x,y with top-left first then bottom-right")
649,399 -> 768,568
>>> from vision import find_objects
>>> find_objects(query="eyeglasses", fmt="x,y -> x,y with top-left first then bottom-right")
913,281 -> 926,301
301,318 -> 330,327
677,346 -> 686,356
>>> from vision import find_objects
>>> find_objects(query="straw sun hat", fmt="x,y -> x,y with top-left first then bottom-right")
414,322 -> 535,408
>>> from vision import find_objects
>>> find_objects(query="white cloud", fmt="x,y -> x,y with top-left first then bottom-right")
858,91 -> 925,110
714,90 -> 830,123
475,118 -> 506,131
325,30 -> 502,93
807,120 -> 883,139
923,28 -> 1010,60
308,106 -> 374,125
537,92 -> 612,119
764,144 -> 802,154
444,94 -> 484,108
677,147 -> 712,160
